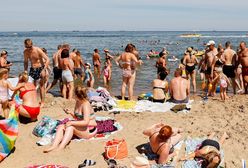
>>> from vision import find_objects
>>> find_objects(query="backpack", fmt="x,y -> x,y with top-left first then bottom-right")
33,116 -> 59,137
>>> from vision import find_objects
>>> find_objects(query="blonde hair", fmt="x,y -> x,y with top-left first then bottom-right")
0,68 -> 8,79
19,71 -> 29,83
75,86 -> 88,100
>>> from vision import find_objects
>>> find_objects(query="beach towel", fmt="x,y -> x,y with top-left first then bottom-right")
0,106 -> 18,162
111,100 -> 192,113
26,165 -> 68,168
138,141 -> 183,168
74,116 -> 123,141
182,137 -> 224,168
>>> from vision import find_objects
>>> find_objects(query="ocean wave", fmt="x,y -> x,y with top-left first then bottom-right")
200,35 -> 248,38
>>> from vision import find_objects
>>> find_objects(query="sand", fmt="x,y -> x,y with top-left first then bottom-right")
1,93 -> 248,168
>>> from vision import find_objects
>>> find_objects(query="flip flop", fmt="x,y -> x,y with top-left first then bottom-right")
78,159 -> 96,168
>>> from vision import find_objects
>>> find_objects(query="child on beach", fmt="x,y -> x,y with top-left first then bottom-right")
0,68 -> 23,118
212,70 -> 231,101
83,63 -> 94,88
102,61 -> 111,86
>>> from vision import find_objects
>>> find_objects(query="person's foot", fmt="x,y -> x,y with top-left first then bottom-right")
43,146 -> 57,153
222,132 -> 229,139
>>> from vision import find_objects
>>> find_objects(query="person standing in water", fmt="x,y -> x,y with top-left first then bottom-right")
92,49 -> 101,79
183,47 -> 198,93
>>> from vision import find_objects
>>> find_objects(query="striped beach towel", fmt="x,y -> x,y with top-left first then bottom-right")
0,106 -> 18,162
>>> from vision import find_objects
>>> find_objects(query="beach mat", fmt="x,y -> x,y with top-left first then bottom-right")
111,100 -> 192,113
0,106 -> 18,162
182,137 -> 224,168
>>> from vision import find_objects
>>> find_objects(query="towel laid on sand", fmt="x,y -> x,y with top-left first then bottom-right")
111,100 -> 192,113
139,141 -> 183,168
74,116 -> 123,141
0,106 -> 18,162
182,137 -> 224,168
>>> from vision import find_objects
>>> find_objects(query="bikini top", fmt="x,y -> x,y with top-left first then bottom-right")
215,57 -> 223,66
74,112 -> 95,120
153,86 -> 165,90
149,131 -> 172,154
20,89 -> 36,99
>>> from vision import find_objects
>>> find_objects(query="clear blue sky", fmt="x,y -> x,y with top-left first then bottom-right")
1,0 -> 247,31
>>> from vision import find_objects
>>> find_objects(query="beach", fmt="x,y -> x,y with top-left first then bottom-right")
0,93 -> 247,168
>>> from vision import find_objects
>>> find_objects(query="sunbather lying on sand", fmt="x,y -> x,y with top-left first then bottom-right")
179,132 -> 229,168
143,123 -> 183,164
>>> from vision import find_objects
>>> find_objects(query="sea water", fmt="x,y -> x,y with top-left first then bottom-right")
0,31 -> 247,95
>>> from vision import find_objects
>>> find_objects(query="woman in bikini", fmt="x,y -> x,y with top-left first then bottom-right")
183,47 -> 198,93
44,86 -> 97,153
143,123 -> 183,164
180,132 -> 228,168
116,44 -> 142,100
152,71 -> 169,103
13,71 -> 40,122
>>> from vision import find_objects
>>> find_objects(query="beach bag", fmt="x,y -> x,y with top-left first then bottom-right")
96,119 -> 117,134
33,116 -> 59,137
104,139 -> 128,159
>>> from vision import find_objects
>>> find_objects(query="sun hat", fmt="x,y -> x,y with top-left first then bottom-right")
104,48 -> 109,52
85,62 -> 91,68
207,40 -> 215,46
1,50 -> 8,56
130,156 -> 150,168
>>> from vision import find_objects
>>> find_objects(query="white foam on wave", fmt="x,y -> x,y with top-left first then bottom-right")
201,35 -> 248,38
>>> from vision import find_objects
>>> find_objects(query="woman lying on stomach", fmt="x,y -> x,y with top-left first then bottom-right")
44,86 -> 97,153
143,123 -> 183,164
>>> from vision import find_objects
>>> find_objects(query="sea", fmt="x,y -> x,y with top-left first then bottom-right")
0,31 -> 247,96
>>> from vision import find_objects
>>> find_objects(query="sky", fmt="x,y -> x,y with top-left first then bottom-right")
0,0 -> 247,31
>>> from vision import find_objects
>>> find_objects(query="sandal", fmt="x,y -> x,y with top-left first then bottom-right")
78,159 -> 96,168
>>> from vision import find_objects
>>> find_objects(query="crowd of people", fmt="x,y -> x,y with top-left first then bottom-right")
0,38 -> 247,167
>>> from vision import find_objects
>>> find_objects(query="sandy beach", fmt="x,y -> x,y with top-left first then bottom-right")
0,93 -> 247,168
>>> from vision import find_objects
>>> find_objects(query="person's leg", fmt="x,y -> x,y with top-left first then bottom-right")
219,132 -> 229,146
57,126 -> 74,149
220,87 -> 224,100
231,78 -> 236,94
103,76 -> 107,86
223,88 -> 227,100
43,125 -> 66,153
40,70 -> 47,107
128,72 -> 136,100
191,71 -> 196,93
239,74 -> 244,91
97,66 -> 101,79
121,77 -> 128,100
68,82 -> 74,101
46,79 -> 58,93
2,101 -> 10,119
62,83 -> 67,99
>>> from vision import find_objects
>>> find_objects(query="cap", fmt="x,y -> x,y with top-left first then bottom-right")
130,156 -> 149,168
207,40 -> 215,46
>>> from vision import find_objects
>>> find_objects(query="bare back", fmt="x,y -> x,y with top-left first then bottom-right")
184,54 -> 198,66
120,52 -> 137,70
92,53 -> 101,66
223,48 -> 236,65
170,77 -> 189,100
73,56 -> 83,68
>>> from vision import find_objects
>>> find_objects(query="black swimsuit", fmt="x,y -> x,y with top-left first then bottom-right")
186,65 -> 195,74
149,132 -> 174,154
153,86 -> 166,103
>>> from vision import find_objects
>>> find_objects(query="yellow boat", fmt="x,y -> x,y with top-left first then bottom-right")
195,50 -> 205,57
180,33 -> 202,38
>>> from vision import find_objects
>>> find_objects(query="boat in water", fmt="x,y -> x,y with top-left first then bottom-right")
179,33 -> 202,38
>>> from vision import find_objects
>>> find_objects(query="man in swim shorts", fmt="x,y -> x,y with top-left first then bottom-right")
204,40 -> 218,96
24,39 -> 50,107
238,41 -> 248,94
222,41 -> 237,94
